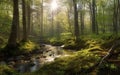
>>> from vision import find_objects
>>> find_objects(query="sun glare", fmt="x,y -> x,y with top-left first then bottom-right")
51,0 -> 58,10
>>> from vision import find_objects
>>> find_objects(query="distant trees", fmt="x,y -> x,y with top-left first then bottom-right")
40,0 -> 44,40
113,0 -> 120,34
2,0 -> 120,47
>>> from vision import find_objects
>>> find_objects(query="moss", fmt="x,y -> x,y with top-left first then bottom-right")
2,41 -> 39,56
28,48 -> 101,75
97,63 -> 120,75
63,38 -> 86,50
49,38 -> 64,46
19,40 -> 37,53
0,65 -> 18,75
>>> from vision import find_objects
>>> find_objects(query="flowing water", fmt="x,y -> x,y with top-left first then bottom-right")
16,44 -> 64,72
0,44 -> 71,73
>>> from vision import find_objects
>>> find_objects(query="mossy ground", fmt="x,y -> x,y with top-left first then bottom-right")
0,40 -> 40,57
26,35 -> 120,75
1,35 -> 120,75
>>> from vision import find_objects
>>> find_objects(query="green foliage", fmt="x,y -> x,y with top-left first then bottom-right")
0,65 -> 18,75
0,13 -> 11,37
49,37 -> 64,46
63,38 -> 86,50
101,35 -> 120,49
19,41 -> 37,53
0,36 -> 6,48
2,41 -> 39,56
97,63 -> 120,75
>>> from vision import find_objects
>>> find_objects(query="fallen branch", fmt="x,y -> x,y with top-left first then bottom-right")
98,40 -> 120,66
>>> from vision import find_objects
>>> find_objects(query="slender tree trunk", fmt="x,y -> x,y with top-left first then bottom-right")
102,8 -> 105,33
91,0 -> 96,34
40,0 -> 44,41
51,11 -> 54,37
73,0 -> 80,42
27,1 -> 31,36
7,0 -> 19,47
80,4 -> 84,35
113,0 -> 118,34
95,5 -> 98,34
118,0 -> 120,31
22,0 -> 28,41
67,8 -> 73,36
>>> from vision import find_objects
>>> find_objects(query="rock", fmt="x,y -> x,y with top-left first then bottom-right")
61,45 -> 65,48
40,44 -> 45,47
8,61 -> 15,66
43,55 -> 47,58
16,55 -> 24,60
29,62 -> 35,67
0,61 -> 6,65
8,65 -> 14,68
36,56 -> 40,59
8,57 -> 15,61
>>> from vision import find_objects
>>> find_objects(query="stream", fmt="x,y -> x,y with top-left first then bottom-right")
29,44 -> 64,72
0,44 -> 65,73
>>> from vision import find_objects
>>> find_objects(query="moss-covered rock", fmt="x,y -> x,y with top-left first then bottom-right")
19,40 -> 38,53
2,41 -> 40,57
63,38 -> 86,50
0,65 -> 18,75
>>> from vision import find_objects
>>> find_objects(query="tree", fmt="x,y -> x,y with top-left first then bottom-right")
73,0 -> 80,42
91,0 -> 97,34
78,1 -> 85,35
22,0 -> 28,41
27,0 -> 31,36
7,0 -> 19,47
40,0 -> 44,42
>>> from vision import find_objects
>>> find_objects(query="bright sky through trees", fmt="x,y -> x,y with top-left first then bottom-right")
51,0 -> 58,10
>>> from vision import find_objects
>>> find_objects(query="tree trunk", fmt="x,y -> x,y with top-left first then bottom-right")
118,0 -> 120,31
73,0 -> 80,42
79,4 -> 84,35
40,0 -> 44,41
27,0 -> 31,36
7,0 -> 19,47
113,0 -> 118,35
91,0 -> 96,34
22,0 -> 28,41
67,7 -> 73,36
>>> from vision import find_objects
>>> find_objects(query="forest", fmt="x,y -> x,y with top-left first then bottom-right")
0,0 -> 120,75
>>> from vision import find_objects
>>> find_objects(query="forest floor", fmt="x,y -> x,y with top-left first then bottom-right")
1,35 -> 120,75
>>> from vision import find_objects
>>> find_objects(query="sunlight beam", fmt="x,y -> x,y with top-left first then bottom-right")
51,0 -> 58,11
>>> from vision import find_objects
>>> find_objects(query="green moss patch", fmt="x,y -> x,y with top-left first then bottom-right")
30,48 -> 101,75
0,65 -> 18,75
19,41 -> 38,53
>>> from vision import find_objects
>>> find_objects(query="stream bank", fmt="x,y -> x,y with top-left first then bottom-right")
0,44 -> 68,73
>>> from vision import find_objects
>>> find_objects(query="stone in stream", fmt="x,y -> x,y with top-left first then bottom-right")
16,60 -> 36,73
16,55 -> 25,60
8,57 -> 15,61
7,61 -> 16,68
0,61 -> 6,65
8,61 -> 15,66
